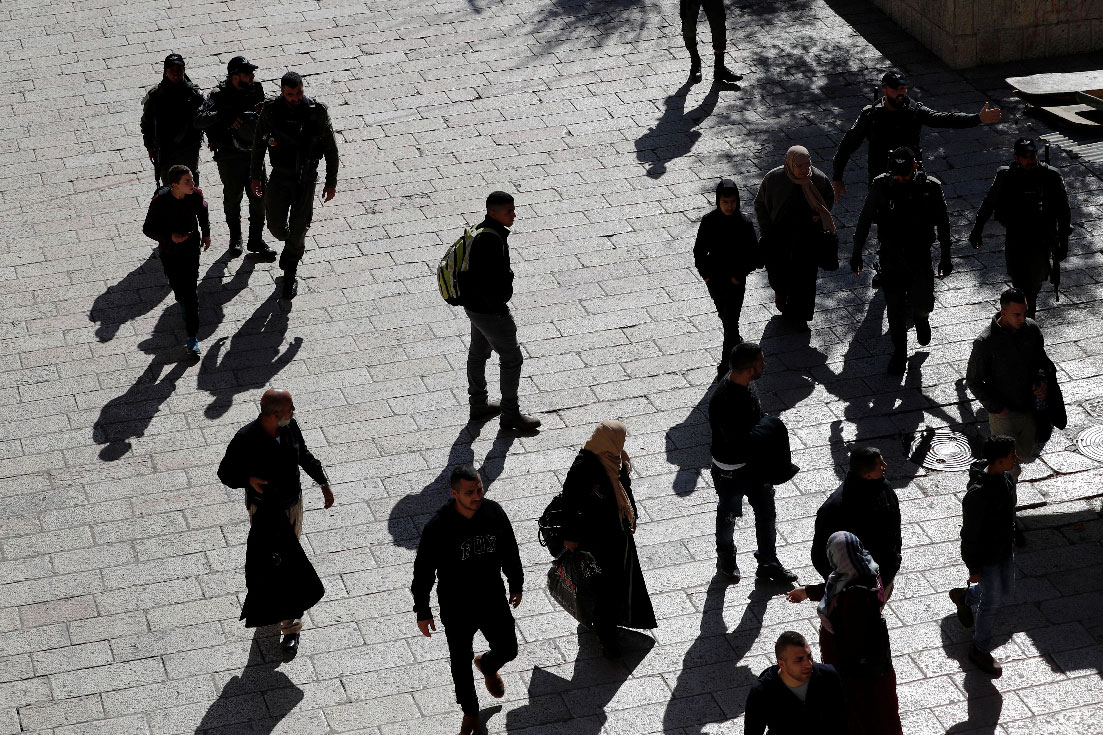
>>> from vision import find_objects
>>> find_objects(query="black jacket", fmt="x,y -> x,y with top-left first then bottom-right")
194,79 -> 267,161
142,187 -> 211,247
974,162 -> 1072,245
811,474 -> 902,586
141,75 -> 204,154
965,313 -> 1048,415
960,461 -> 1016,573
852,172 -> 951,273
411,498 -> 523,622
250,96 -> 340,188
708,379 -> 762,467
217,418 -> 329,509
832,98 -> 980,182
458,217 -> 514,315
693,208 -> 761,284
744,663 -> 846,735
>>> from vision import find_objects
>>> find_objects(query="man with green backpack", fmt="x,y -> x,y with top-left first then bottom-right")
438,191 -> 541,431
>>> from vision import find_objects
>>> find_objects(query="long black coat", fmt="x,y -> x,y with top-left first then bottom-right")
240,502 -> 324,627
561,450 -> 656,630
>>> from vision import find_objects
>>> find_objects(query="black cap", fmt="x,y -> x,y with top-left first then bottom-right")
888,147 -> 917,176
227,56 -> 258,75
880,70 -> 906,89
1013,137 -> 1038,155
164,53 -> 185,69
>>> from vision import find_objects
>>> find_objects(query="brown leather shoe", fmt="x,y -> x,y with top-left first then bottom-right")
458,713 -> 479,735
473,654 -> 505,698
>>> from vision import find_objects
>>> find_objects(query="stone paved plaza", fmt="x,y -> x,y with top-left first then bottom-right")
2,0 -> 1103,733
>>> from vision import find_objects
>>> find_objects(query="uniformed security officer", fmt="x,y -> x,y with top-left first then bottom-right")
852,148 -> 953,375
832,70 -> 1001,203
195,56 -> 276,260
250,71 -> 339,305
970,138 -> 1072,318
141,54 -> 205,186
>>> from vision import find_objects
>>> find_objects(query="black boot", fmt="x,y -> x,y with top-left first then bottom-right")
281,268 -> 298,301
689,56 -> 702,84
246,219 -> 272,259
227,224 -> 243,258
715,59 -> 743,86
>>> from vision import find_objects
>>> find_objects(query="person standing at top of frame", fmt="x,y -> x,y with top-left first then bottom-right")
141,53 -> 205,186
250,71 -> 339,306
680,0 -> 742,86
831,70 -> 1001,203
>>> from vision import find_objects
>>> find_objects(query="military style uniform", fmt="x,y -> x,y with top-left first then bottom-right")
249,95 -> 339,279
852,172 -> 952,370
141,71 -> 204,185
195,76 -> 268,252
971,162 -> 1072,317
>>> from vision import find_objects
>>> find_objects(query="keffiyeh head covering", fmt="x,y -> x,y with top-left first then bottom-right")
783,145 -> 837,234
817,531 -> 883,632
582,420 -> 635,532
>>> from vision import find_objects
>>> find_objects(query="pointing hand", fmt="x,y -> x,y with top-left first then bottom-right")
978,102 -> 1002,124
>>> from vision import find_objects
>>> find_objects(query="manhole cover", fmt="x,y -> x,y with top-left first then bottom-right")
909,429 -> 975,471
1075,426 -> 1103,462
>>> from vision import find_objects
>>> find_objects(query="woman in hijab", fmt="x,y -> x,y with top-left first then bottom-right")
753,145 -> 836,323
786,531 -> 901,735
561,420 -> 657,657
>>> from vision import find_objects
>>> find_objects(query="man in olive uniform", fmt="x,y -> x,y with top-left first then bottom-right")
250,71 -> 339,304
852,147 -> 953,375
141,54 -> 205,186
832,70 -> 1001,203
195,56 -> 275,259
970,138 -> 1072,318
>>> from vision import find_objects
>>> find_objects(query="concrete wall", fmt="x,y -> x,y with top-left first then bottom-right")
867,0 -> 1103,68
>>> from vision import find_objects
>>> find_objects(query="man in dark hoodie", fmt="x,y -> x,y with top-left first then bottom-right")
949,435 -> 1018,678
412,465 -> 523,735
744,631 -> 846,735
457,191 -> 541,431
141,54 -> 205,185
811,446 -> 902,598
694,178 -> 761,381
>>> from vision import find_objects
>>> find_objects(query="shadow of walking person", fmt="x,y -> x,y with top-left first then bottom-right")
89,251 -> 172,343
634,81 -> 722,179
194,627 -> 304,734
938,614 -> 1003,735
663,581 -> 771,733
665,387 -> 713,497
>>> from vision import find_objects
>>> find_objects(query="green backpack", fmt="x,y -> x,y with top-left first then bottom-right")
437,225 -> 494,306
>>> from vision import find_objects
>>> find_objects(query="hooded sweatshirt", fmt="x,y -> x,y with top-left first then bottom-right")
812,473 -> 902,586
960,460 -> 1017,573
411,497 -> 523,622
693,180 -> 761,284
744,663 -> 846,735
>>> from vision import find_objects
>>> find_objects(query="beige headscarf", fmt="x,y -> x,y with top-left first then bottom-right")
783,145 -> 836,234
582,420 -> 635,532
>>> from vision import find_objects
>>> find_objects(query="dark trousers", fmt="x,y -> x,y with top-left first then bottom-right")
680,0 -> 726,58
158,240 -> 201,339
443,598 -> 518,716
881,266 -> 934,354
156,147 -> 200,186
711,465 -> 777,562
465,308 -> 523,415
708,281 -> 745,377
265,167 -> 316,272
1005,236 -> 1051,318
217,156 -> 265,243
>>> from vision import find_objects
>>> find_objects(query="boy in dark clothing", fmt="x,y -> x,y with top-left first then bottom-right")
412,465 -> 523,735
811,446 -> 902,596
950,435 -> 1018,678
744,631 -> 846,735
142,164 -> 211,356
694,178 -> 761,381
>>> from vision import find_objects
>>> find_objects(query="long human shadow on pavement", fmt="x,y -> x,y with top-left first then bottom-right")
387,421 -> 517,549
665,387 -> 713,497
89,251 -> 171,342
194,627 -> 303,734
635,81 -> 722,179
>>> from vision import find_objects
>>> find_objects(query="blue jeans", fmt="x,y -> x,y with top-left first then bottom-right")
712,465 -> 777,562
966,555 -> 1015,652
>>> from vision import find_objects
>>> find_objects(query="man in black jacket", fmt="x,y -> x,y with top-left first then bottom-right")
195,56 -> 274,259
694,178 -> 760,380
831,70 -> 1000,202
970,138 -> 1073,318
217,389 -> 335,654
709,342 -> 797,584
142,165 -> 211,356
744,631 -> 846,735
852,147 -> 953,375
412,465 -> 523,735
949,435 -> 1018,678
458,191 -> 540,431
141,54 -> 205,186
811,446 -> 902,598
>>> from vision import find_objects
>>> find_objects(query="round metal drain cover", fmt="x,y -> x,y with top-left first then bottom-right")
909,429 -> 975,471
1075,426 -> 1103,462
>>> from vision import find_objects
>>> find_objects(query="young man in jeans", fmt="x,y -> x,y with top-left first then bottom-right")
950,435 -> 1018,677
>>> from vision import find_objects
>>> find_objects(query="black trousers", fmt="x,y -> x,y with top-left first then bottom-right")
217,156 -> 265,243
1005,234 -> 1052,318
712,465 -> 778,562
265,167 -> 317,272
680,0 -> 726,58
158,240 -> 201,339
881,266 -> 934,354
708,281 -> 745,377
443,597 -> 518,716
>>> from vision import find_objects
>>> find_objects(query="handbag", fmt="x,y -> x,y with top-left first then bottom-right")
546,550 -> 602,626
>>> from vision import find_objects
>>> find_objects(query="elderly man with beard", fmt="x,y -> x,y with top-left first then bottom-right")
141,53 -> 204,185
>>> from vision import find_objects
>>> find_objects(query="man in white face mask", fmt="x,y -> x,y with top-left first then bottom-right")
218,388 -> 334,655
